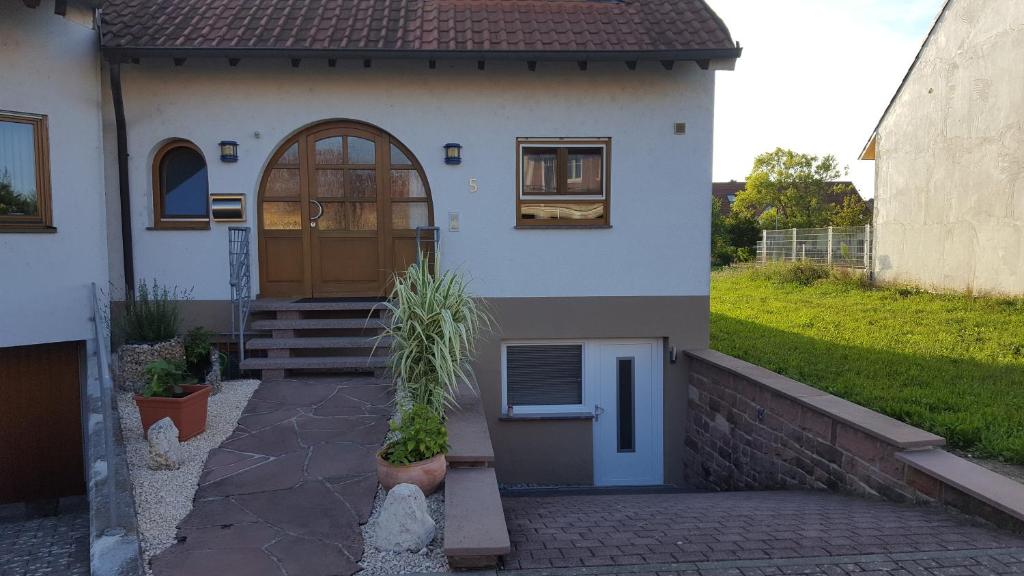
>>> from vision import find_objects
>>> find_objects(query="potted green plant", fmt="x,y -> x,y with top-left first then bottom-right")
115,280 -> 190,394
377,404 -> 449,494
134,359 -> 212,441
375,256 -> 488,494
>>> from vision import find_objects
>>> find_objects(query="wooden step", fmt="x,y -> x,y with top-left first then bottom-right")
239,356 -> 389,371
444,467 -> 510,569
251,298 -> 388,312
250,318 -> 386,331
246,336 -> 392,350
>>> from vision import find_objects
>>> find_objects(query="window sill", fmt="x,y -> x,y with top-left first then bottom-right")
147,222 -> 211,231
0,225 -> 57,234
514,225 -> 612,230
499,411 -> 595,422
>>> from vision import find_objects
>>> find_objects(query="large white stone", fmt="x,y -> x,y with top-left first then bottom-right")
371,483 -> 436,552
147,417 -> 182,471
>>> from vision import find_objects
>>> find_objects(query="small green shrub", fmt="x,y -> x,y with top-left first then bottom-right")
119,280 -> 189,343
734,247 -> 756,263
381,404 -> 449,465
141,359 -> 194,398
829,267 -> 872,289
183,326 -> 216,380
753,262 -> 832,286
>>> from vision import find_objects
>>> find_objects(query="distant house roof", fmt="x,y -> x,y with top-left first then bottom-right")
99,0 -> 741,63
712,180 -> 863,217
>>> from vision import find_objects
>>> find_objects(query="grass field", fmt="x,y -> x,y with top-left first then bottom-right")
710,266 -> 1024,463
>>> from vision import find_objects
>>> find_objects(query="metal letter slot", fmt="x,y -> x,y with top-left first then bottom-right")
210,194 -> 246,222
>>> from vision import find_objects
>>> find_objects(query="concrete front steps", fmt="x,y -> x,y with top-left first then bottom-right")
240,298 -> 391,380
444,390 -> 511,569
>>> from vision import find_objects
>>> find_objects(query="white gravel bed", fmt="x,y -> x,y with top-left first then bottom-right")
359,486 -> 450,575
116,380 -> 259,565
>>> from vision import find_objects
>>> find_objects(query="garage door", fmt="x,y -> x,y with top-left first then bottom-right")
0,341 -> 85,504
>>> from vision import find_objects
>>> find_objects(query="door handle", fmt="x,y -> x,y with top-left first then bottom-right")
593,404 -> 605,421
309,200 -> 324,227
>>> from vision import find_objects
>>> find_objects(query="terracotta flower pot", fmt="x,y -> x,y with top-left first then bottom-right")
134,384 -> 212,441
376,452 -> 447,495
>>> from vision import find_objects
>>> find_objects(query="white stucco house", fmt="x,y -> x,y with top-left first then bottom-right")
1,0 -> 740,540
860,0 -> 1024,295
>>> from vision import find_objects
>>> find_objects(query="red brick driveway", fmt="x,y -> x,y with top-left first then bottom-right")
499,490 -> 1024,575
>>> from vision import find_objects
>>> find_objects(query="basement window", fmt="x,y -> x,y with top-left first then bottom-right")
0,112 -> 52,231
502,342 -> 586,416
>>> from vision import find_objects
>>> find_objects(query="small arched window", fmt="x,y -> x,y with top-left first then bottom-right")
152,140 -> 209,229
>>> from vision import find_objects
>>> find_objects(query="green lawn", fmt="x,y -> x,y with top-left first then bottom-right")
710,267 -> 1024,463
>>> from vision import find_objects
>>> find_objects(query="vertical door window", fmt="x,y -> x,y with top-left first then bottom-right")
617,357 -> 635,453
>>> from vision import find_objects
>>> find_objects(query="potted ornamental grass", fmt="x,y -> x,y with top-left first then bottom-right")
375,256 -> 488,495
115,280 -> 189,393
134,358 -> 212,441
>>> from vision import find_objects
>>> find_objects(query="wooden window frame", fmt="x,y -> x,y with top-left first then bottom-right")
152,139 -> 210,230
0,112 -> 53,232
515,138 -> 611,229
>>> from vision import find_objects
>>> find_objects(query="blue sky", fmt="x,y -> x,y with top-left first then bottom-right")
709,0 -> 946,198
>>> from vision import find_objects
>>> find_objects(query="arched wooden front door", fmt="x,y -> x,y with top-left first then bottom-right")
258,121 -> 433,298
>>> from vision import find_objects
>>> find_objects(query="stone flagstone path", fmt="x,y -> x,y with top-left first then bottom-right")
150,375 -> 391,576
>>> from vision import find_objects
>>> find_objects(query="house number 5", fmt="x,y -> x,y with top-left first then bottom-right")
469,178 -> 479,193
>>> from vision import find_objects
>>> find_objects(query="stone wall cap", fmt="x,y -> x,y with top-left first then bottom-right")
898,449 -> 1024,522
686,349 -> 945,450
444,468 -> 511,557
446,390 -> 495,466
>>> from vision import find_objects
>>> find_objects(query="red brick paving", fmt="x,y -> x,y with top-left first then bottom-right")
501,491 -> 1024,574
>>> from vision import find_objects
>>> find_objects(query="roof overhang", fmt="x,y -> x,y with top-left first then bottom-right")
23,0 -> 99,15
859,133 -> 877,161
101,46 -> 743,66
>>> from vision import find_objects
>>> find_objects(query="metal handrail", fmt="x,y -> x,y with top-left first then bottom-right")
91,281 -> 119,530
415,225 -> 441,266
229,227 -> 252,363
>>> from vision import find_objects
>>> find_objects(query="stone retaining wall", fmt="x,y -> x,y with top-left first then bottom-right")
684,349 -> 1024,531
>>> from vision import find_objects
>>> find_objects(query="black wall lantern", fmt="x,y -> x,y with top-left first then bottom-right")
444,143 -> 462,165
218,140 -> 239,163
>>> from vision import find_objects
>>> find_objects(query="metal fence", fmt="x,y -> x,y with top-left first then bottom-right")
755,225 -> 871,269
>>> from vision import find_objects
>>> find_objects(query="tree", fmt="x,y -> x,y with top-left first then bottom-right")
830,195 -> 871,226
710,197 -> 733,266
725,213 -> 761,251
732,148 -> 850,229
0,169 -> 37,216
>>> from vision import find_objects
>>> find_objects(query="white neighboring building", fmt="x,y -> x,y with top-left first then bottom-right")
861,0 -> 1024,295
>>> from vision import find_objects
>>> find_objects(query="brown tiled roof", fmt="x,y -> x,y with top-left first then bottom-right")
713,181 -> 863,217
100,0 -> 739,59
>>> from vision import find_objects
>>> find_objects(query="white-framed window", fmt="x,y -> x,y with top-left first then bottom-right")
501,341 -> 589,415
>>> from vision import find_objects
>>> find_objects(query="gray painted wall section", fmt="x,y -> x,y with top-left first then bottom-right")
872,0 -> 1024,295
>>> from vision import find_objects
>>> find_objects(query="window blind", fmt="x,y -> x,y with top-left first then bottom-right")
506,344 -> 583,406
